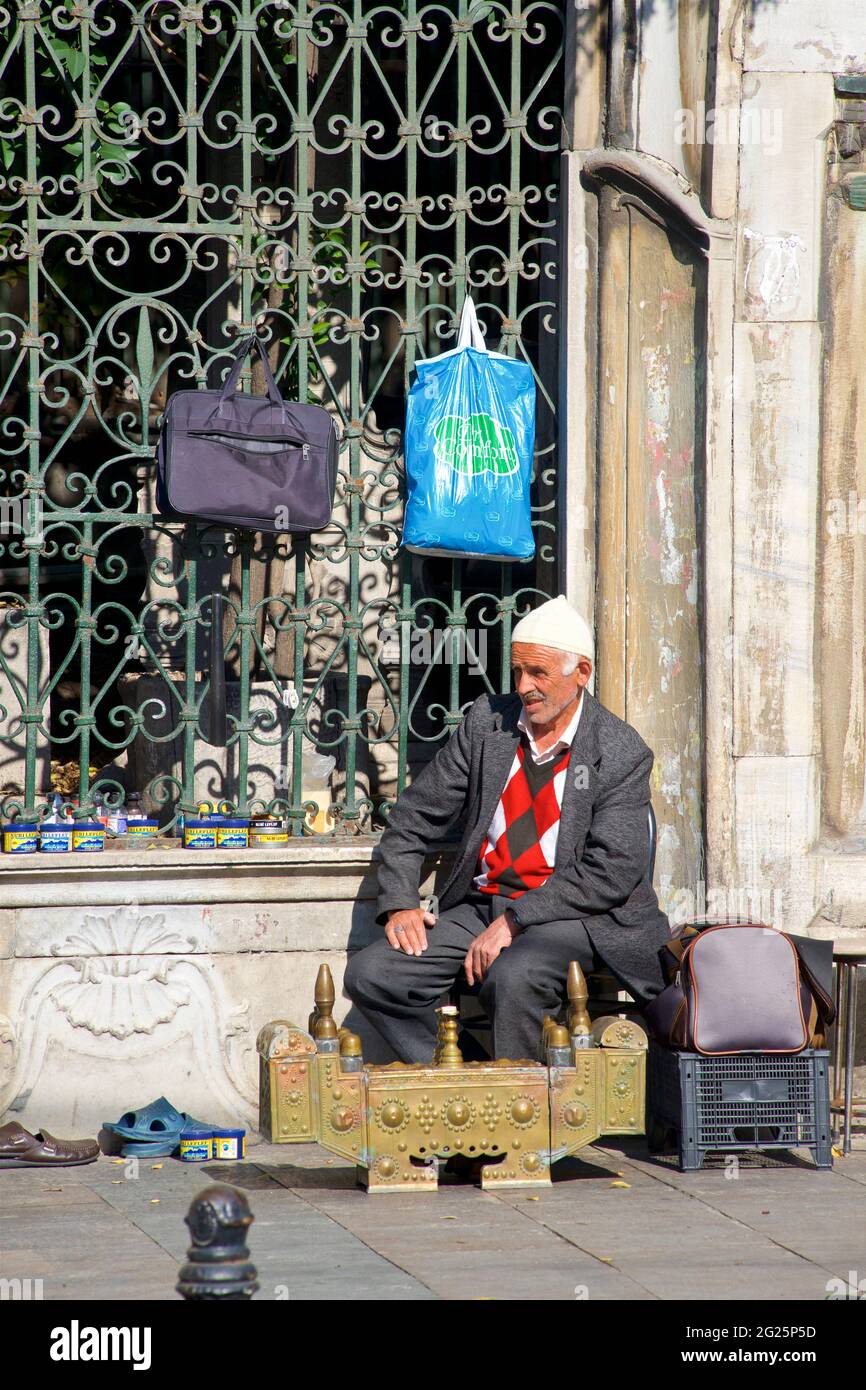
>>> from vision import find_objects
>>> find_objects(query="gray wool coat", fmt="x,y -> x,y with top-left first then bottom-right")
376,687 -> 673,1001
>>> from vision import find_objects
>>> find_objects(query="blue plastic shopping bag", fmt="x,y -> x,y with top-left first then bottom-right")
402,297 -> 536,561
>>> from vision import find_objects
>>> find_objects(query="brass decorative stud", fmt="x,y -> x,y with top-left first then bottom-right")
562,1104 -> 588,1130
511,1097 -> 535,1126
379,1102 -> 407,1129
445,1100 -> 472,1128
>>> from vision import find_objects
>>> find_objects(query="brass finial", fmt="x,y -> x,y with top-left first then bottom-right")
548,1024 -> 571,1049
434,1005 -> 463,1066
312,963 -> 338,1040
567,960 -> 591,1037
339,1031 -> 362,1058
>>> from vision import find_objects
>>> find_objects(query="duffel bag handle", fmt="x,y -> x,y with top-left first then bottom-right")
217,334 -> 286,419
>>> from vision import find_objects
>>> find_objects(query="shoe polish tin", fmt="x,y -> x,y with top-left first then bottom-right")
2,823 -> 39,853
216,819 -> 249,848
212,1128 -> 246,1160
183,819 -> 218,849
249,817 -> 288,847
179,1135 -> 213,1162
71,822 -> 106,852
40,825 -> 72,853
126,817 -> 160,838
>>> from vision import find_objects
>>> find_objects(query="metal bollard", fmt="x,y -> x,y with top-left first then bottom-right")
176,1184 -> 259,1300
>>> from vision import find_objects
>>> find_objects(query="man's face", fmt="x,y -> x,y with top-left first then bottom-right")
511,642 -> 591,727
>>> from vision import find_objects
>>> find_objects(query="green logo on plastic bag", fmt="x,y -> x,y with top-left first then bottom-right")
433,412 -> 519,477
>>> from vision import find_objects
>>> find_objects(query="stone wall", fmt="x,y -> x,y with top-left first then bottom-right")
0,844 -> 452,1137
562,0 -> 866,942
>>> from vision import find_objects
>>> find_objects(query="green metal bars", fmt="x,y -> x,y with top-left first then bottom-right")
0,0 -> 565,835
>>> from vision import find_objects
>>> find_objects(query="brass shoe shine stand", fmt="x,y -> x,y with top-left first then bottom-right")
257,962 -> 647,1193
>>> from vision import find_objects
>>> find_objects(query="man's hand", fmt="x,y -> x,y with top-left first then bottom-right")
464,910 -> 520,986
385,907 -> 436,956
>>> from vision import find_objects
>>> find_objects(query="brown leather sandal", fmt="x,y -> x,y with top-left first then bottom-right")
0,1121 -> 99,1168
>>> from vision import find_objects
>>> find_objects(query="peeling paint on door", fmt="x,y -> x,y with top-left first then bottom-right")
598,205 -> 705,912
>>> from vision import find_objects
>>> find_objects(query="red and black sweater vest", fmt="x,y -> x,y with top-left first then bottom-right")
473,735 -> 572,898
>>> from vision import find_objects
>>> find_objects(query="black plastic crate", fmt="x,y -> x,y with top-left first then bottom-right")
647,1045 -> 833,1171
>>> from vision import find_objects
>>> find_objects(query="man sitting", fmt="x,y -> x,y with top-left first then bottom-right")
344,595 -> 672,1062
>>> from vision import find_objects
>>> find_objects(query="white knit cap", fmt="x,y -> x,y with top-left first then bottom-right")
511,595 -> 594,659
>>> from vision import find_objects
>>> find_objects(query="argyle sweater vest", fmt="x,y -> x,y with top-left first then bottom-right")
473,735 -> 572,898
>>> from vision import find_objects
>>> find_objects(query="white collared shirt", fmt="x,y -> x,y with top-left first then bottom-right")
517,691 -> 584,764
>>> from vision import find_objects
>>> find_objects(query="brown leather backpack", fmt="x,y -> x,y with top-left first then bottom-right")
644,922 -> 835,1054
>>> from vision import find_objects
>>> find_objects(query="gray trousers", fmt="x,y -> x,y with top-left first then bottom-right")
343,893 -> 604,1064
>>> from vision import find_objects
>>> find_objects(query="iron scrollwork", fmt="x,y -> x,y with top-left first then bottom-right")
0,0 -> 564,833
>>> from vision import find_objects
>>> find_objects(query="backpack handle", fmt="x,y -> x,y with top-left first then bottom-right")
216,335 -> 286,419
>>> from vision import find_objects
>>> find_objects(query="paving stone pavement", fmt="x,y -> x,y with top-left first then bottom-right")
1,1139 -> 864,1301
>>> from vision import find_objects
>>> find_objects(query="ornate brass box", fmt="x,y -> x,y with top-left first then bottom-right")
256,963 -> 647,1192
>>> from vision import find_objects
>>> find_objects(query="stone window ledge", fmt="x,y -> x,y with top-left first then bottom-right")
0,837 -> 384,874
0,838 -> 458,909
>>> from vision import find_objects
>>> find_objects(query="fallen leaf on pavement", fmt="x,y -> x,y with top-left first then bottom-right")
610,1180 -> 631,1189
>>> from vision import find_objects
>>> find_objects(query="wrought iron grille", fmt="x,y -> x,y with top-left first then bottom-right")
0,0 -> 565,836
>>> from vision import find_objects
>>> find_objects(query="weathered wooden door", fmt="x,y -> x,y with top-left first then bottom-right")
596,187 -> 706,913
